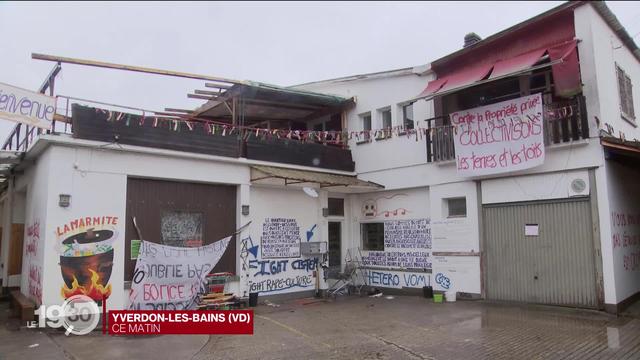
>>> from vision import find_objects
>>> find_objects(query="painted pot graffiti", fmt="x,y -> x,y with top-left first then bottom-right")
60,229 -> 115,301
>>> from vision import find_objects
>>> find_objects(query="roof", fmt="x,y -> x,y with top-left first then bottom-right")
193,81 -> 355,122
292,64 -> 431,88
250,165 -> 384,190
431,1 -> 640,68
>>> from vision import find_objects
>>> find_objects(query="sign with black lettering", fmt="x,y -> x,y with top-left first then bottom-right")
260,218 -> 301,259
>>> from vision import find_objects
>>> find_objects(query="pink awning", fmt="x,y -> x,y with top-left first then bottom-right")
437,63 -> 494,94
548,40 -> 581,98
417,63 -> 493,99
489,48 -> 547,79
417,78 -> 447,98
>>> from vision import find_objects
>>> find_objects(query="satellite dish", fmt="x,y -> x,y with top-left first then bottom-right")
303,187 -> 319,198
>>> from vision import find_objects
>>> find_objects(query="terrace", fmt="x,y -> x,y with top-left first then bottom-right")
1,55 -> 357,172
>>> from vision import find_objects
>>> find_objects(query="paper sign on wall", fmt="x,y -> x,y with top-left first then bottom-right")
0,82 -> 56,129
451,93 -> 544,176
525,224 -> 539,236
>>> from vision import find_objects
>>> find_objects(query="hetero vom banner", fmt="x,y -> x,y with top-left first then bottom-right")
451,93 -> 545,177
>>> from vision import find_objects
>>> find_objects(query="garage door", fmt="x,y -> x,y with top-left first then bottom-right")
484,198 -> 598,308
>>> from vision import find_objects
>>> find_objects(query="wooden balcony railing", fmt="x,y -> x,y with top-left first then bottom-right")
426,95 -> 589,163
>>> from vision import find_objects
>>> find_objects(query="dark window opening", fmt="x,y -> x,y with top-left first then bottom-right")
328,198 -> 344,216
362,222 -> 384,251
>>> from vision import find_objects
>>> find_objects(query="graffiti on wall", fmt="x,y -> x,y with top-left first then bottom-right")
26,220 -> 40,257
364,269 -> 429,289
435,273 -> 452,290
261,218 -> 301,258
25,219 -> 42,304
611,211 -> 640,272
362,194 -> 410,218
56,216 -> 119,301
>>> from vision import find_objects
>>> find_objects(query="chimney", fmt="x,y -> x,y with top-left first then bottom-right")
464,32 -> 482,48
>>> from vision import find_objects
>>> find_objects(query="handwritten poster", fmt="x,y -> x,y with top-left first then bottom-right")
452,93 -> 544,176
0,82 -> 56,129
129,236 -> 231,310
361,219 -> 431,270
261,218 -> 301,258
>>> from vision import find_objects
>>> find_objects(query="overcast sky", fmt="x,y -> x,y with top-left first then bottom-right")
1,1 -> 639,138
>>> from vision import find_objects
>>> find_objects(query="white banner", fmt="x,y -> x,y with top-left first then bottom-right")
451,93 -> 544,176
129,236 -> 231,310
0,82 -> 56,130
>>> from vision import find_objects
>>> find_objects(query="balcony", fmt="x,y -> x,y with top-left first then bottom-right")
426,95 -> 589,163
2,81 -> 357,172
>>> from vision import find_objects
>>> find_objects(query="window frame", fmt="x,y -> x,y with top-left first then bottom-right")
357,112 -> 372,144
616,64 -> 636,126
377,107 -> 392,140
402,102 -> 415,131
445,197 -> 467,218
361,222 -> 385,251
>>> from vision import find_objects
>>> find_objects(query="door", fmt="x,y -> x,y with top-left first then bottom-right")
328,222 -> 341,275
484,198 -> 598,308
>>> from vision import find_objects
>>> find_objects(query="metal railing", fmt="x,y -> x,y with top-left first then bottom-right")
426,95 -> 589,163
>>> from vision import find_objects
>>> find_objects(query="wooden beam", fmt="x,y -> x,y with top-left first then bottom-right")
164,108 -> 193,113
194,89 -> 224,96
188,93 -> 220,100
32,53 -> 244,85
205,83 -> 233,90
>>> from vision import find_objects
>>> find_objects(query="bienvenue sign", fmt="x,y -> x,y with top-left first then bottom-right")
451,93 -> 544,176
0,82 -> 56,130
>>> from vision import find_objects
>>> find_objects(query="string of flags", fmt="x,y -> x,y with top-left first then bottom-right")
94,102 -> 578,144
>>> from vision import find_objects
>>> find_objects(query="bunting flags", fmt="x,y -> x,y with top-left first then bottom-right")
93,104 -> 576,145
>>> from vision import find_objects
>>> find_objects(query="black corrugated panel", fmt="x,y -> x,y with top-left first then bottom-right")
72,105 -> 241,158
246,137 -> 355,172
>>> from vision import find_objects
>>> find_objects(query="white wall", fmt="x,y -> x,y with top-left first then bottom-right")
482,170 -> 590,204
605,159 -> 640,303
246,186 -> 325,296
17,149 -> 51,305
25,142 -> 249,309
575,4 -> 640,140
298,71 -> 434,175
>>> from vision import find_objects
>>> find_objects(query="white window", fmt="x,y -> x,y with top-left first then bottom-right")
359,113 -> 372,142
402,103 -> 415,130
445,197 -> 467,218
378,107 -> 392,139
616,65 -> 636,124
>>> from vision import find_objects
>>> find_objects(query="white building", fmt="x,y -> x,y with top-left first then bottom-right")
1,1 -> 639,314
296,1 -> 640,313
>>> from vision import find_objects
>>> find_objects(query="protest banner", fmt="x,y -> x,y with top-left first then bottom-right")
451,93 -> 544,176
0,82 -> 56,129
129,236 -> 231,310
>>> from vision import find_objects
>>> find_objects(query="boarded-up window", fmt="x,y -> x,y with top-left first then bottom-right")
161,211 -> 204,247
328,198 -> 344,216
617,65 -> 636,122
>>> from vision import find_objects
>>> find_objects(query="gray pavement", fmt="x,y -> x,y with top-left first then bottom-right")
2,296 -> 640,360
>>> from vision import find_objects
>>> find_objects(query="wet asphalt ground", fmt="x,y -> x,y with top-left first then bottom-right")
2,295 -> 640,360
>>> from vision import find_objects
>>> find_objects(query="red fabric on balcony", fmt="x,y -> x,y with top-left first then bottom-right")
417,77 -> 448,98
548,40 -> 581,98
417,63 -> 493,98
489,48 -> 547,79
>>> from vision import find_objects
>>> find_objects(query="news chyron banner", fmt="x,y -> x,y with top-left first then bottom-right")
108,310 -> 253,335
451,93 -> 545,177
